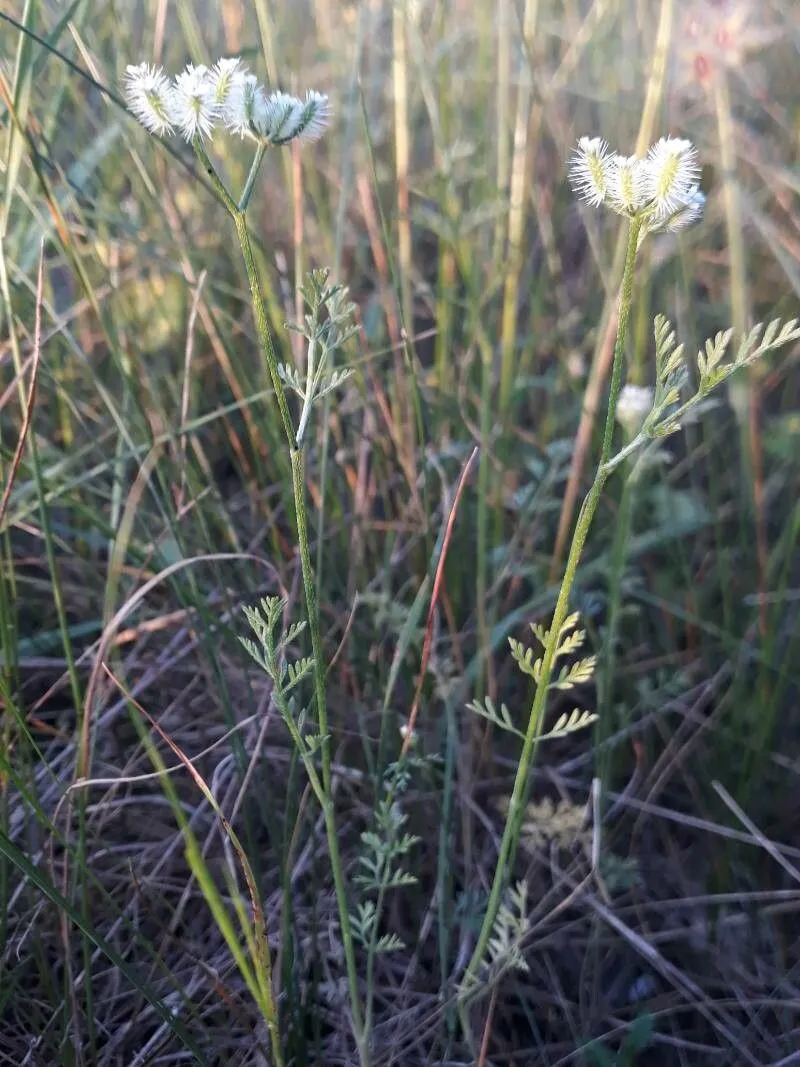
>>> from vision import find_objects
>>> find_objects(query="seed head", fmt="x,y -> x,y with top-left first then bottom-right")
171,64 -> 218,141
223,73 -> 268,138
124,57 -> 332,150
211,56 -> 247,109
568,136 -> 613,207
568,135 -> 704,232
257,90 -> 333,145
123,62 -> 175,137
662,185 -> 707,232
644,137 -> 701,218
607,154 -> 649,216
296,91 -> 333,142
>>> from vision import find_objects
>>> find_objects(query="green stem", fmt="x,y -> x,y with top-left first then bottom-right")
462,215 -> 642,990
195,137 -> 368,1062
599,218 -> 642,466
193,141 -> 294,442
192,139 -> 239,214
232,209 -> 296,446
239,142 -> 267,212
290,449 -> 368,1060
596,442 -> 653,789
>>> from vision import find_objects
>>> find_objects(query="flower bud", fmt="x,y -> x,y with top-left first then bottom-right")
616,383 -> 654,435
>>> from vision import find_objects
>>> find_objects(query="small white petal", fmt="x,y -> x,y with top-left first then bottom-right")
568,136 -> 612,207
607,154 -> 649,215
644,137 -> 701,217
171,64 -> 218,141
123,62 -> 174,136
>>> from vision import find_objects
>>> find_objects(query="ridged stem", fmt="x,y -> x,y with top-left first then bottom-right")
195,139 -> 368,1063
463,214 -> 642,990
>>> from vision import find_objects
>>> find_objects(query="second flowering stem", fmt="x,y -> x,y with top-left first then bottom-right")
463,215 -> 643,990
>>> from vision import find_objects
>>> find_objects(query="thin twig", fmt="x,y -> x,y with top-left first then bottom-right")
713,781 -> 800,887
0,241 -> 44,532
401,445 -> 479,759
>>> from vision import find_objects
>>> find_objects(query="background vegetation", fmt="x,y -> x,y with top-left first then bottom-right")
2,0 -> 800,1063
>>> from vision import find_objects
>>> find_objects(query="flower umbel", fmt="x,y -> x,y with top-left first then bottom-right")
123,63 -> 174,136
569,134 -> 705,233
569,137 -> 613,207
123,58 -> 332,150
171,64 -> 218,140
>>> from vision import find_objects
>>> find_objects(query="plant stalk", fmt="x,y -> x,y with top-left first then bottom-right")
197,139 -> 369,1063
463,215 -> 642,988
290,448 -> 368,1058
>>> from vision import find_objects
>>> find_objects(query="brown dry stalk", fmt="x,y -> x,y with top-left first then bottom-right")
401,445 -> 478,760
0,243 -> 44,532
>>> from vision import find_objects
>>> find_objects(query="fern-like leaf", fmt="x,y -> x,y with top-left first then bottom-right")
238,635 -> 269,674
542,707 -> 598,739
281,619 -> 307,648
375,933 -> 405,954
316,367 -> 355,400
278,363 -> 305,396
551,654 -> 596,690
552,626 -> 586,663
509,637 -> 540,680
382,868 -> 418,890
350,901 -> 376,946
735,317 -> 800,370
286,656 -> 314,692
697,328 -> 733,381
466,696 -> 523,738
302,732 -> 327,759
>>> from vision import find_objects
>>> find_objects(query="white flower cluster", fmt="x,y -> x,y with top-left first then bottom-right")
569,136 -> 705,232
123,58 -> 332,146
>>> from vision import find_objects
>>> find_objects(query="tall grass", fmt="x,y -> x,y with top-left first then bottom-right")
2,1 -> 800,1064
